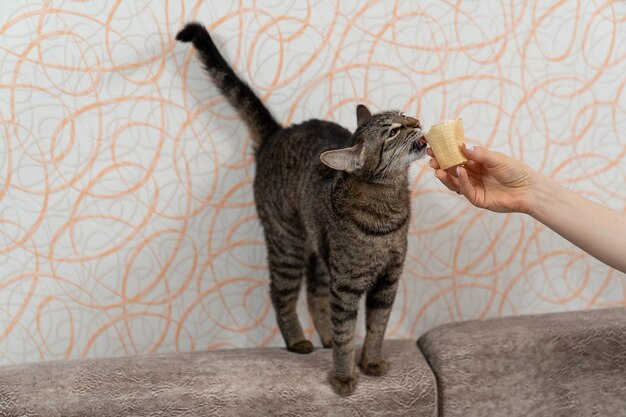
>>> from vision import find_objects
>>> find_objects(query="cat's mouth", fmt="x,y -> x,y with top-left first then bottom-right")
409,132 -> 428,154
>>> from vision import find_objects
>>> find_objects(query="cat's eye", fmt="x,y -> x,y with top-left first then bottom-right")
389,128 -> 399,137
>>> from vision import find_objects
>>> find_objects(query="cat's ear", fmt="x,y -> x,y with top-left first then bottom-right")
320,145 -> 364,172
356,105 -> 372,127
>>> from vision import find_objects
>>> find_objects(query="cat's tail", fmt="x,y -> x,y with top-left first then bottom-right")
176,22 -> 281,151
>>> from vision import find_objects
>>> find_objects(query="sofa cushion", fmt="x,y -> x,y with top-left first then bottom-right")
418,307 -> 626,417
0,339 -> 436,417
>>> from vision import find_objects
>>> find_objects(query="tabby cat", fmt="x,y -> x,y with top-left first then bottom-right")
176,22 -> 427,396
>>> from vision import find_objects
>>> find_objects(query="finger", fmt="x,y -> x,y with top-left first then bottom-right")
464,160 -> 481,171
462,160 -> 482,176
435,169 -> 460,193
429,157 -> 440,170
427,147 -> 434,157
447,165 -> 459,178
462,143 -> 504,169
457,166 -> 477,204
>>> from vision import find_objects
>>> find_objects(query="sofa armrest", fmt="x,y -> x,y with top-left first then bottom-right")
0,339 -> 436,416
418,307 -> 626,417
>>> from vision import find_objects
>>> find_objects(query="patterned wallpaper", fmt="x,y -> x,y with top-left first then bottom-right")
1,1 -> 625,365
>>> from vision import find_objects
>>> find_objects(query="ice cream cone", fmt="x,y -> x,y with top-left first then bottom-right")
425,118 -> 468,170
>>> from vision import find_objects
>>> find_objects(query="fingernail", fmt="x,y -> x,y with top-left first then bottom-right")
428,158 -> 433,168
465,143 -> 475,152
456,166 -> 461,176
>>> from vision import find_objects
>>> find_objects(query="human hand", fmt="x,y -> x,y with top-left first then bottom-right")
428,144 -> 536,213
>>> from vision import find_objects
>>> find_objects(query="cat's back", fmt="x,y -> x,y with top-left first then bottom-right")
255,119 -> 351,183
258,119 -> 351,161
254,119 -> 351,213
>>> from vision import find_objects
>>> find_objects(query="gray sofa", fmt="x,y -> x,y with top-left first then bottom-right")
1,308 -> 624,416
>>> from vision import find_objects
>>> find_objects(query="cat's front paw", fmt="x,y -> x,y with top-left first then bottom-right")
359,359 -> 389,376
328,372 -> 357,396
287,340 -> 314,354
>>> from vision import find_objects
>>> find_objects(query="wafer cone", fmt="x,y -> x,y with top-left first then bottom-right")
425,118 -> 468,170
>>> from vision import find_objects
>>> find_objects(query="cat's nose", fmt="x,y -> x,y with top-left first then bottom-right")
405,117 -> 421,129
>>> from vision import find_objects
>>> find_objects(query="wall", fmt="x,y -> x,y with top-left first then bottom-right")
1,0 -> 625,365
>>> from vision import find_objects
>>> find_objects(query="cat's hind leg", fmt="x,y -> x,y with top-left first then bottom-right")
266,231 -> 313,354
305,254 -> 332,348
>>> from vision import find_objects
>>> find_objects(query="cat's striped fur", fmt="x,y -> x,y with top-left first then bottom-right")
177,22 -> 427,396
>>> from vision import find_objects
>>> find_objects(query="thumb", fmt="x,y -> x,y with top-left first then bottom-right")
462,144 -> 503,168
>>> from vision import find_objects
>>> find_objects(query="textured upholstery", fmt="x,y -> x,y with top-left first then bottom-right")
418,307 -> 626,417
0,339 -> 436,417
4,309 -> 626,416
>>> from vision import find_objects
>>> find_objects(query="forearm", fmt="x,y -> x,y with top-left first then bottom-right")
529,174 -> 626,273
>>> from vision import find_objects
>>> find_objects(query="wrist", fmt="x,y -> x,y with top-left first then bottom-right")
526,171 -> 557,219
